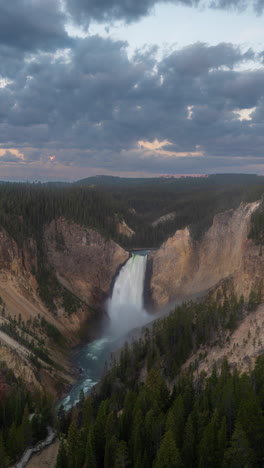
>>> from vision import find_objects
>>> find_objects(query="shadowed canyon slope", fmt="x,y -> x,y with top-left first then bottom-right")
150,201 -> 262,309
0,218 -> 128,393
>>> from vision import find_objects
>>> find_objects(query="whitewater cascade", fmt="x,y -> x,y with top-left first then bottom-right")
107,254 -> 148,333
61,253 -> 148,410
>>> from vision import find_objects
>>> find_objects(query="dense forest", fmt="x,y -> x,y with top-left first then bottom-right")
57,359 -> 264,468
56,290 -> 264,467
0,363 -> 54,467
1,174 -> 264,250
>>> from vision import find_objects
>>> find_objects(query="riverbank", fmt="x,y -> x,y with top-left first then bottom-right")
26,440 -> 59,468
13,427 -> 56,468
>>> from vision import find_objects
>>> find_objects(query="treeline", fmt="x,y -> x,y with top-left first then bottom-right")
0,183 -> 120,247
1,175 -> 264,251
78,173 -> 264,246
0,363 -> 54,466
56,294 -> 263,467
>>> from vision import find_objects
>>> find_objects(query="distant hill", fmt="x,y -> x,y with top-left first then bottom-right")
75,173 -> 264,189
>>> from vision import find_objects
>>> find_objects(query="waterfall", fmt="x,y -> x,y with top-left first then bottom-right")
107,254 -> 148,334
60,253 -> 148,410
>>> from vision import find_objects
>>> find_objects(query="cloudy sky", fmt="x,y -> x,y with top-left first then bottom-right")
1,0 -> 264,180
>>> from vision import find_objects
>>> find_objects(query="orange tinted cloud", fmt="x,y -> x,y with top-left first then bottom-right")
0,148 -> 25,160
138,139 -> 203,157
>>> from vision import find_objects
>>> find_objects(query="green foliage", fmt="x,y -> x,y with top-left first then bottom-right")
0,363 -> 54,464
248,201 -> 264,244
0,316 -> 53,366
154,430 -> 182,468
1,176 -> 264,252
59,353 -> 264,467
57,296 -> 264,468
248,281 -> 263,311
62,289 -> 82,315
40,317 -> 65,345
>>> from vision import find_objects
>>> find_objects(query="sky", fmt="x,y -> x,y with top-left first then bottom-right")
1,0 -> 264,181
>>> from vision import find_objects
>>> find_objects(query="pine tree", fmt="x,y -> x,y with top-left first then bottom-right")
85,426 -> 97,468
8,422 -> 18,458
217,416 -> 227,464
182,414 -> 195,467
104,435 -> 118,468
154,430 -> 182,468
223,423 -> 253,468
120,391 -> 136,441
145,408 -> 164,462
22,404 -> 32,447
114,440 -> 130,468
66,420 -> 84,468
0,432 -> 9,468
56,440 -> 68,468
93,399 -> 109,465
237,392 -> 264,465
199,410 -> 220,468
131,408 -> 144,462
165,394 -> 185,448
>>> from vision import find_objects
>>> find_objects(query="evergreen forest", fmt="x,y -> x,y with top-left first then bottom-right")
56,293 -> 264,468
0,363 -> 54,467
1,174 -> 264,251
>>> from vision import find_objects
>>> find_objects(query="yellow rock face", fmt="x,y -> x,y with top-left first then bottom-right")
150,202 -> 262,309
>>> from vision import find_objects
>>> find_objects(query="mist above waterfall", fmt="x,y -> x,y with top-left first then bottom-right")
107,254 -> 149,336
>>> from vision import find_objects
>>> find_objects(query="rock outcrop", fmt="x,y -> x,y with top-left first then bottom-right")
152,212 -> 177,227
117,220 -> 135,238
150,202 -> 262,309
44,218 -> 129,308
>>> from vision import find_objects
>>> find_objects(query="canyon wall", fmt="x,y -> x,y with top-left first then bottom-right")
44,218 -> 129,309
0,218 -> 128,393
0,218 -> 128,334
149,202 -> 263,309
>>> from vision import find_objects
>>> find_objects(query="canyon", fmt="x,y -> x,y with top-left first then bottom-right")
0,200 -> 263,396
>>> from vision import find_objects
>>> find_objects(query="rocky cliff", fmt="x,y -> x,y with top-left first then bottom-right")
0,218 -> 128,393
149,201 -> 262,309
45,218 -> 129,310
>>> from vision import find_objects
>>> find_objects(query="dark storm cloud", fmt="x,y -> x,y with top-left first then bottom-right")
65,0 -> 263,25
1,36 -> 264,174
0,0 -> 71,52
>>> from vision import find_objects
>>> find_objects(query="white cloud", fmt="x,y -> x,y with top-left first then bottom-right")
233,106 -> 256,121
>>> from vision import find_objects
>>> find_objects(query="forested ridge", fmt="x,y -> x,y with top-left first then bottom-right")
56,290 -> 264,467
1,174 -> 264,250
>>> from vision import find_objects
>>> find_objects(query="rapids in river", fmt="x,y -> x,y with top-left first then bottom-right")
60,252 -> 150,411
